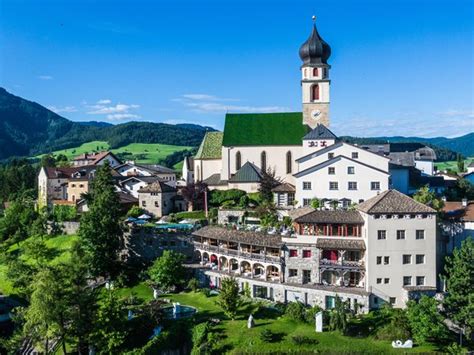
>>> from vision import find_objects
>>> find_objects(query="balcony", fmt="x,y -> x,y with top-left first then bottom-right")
319,258 -> 365,271
194,242 -> 281,264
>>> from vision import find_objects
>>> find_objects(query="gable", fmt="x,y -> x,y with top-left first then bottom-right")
222,112 -> 310,146
195,132 -> 224,160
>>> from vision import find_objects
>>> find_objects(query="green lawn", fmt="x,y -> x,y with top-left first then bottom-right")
435,157 -> 473,173
117,286 -> 439,354
36,140 -> 192,165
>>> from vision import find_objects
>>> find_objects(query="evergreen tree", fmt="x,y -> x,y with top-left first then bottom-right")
216,277 -> 241,320
258,167 -> 280,202
78,162 -> 123,278
456,154 -> 465,173
443,237 -> 474,338
148,250 -> 187,291
329,296 -> 349,333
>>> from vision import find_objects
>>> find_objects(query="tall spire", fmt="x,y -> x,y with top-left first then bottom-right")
299,16 -> 331,66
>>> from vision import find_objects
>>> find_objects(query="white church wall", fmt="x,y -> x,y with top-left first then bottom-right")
194,159 -> 222,182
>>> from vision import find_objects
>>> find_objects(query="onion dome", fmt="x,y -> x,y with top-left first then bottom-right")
299,17 -> 331,65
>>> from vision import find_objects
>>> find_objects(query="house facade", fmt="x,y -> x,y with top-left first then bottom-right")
137,181 -> 177,218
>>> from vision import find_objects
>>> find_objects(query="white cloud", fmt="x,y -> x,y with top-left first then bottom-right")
437,109 -> 474,118
85,99 -> 141,120
96,99 -> 112,105
87,103 -> 140,115
47,105 -> 77,113
106,113 -> 141,120
38,75 -> 53,80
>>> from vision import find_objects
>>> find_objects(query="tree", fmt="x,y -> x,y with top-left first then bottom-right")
406,295 -> 449,343
328,296 -> 349,333
443,237 -> 474,338
216,277 -> 241,320
310,198 -> 320,209
456,154 -> 465,173
181,182 -> 208,210
413,185 -> 444,211
258,167 -> 281,202
40,154 -> 56,168
148,250 -> 187,291
126,205 -> 144,218
78,162 -> 123,278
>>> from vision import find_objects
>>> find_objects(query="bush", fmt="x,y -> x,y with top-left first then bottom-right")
304,305 -> 323,323
273,302 -> 287,314
187,278 -> 200,292
175,210 -> 206,220
290,335 -> 318,345
209,189 -> 246,207
53,205 -> 77,222
202,288 -> 212,297
260,329 -> 274,342
127,206 -> 144,218
285,301 -> 306,322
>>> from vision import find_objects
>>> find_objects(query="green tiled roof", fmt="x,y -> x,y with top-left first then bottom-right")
222,112 -> 309,146
195,132 -> 223,160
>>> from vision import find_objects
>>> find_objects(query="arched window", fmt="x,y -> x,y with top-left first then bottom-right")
261,151 -> 267,172
286,151 -> 292,174
235,151 -> 241,171
313,67 -> 319,77
312,84 -> 319,101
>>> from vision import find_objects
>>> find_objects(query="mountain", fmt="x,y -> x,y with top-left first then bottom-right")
0,88 -> 212,160
77,121 -> 114,128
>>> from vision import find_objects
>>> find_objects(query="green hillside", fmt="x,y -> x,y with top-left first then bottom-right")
435,157 -> 474,173
38,141 -> 192,165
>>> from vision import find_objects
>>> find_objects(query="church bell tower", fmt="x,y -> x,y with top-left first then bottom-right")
299,17 -> 331,129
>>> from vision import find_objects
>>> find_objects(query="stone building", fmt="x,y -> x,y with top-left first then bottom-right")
137,181 -> 176,218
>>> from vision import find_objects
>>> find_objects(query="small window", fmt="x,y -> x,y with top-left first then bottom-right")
384,256 -> 390,265
235,151 -> 242,171
71,184 -> 76,188
403,276 -> 412,286
371,181 -> 380,190
377,230 -> 386,240
348,182 -> 358,190
141,201 -> 146,207
286,151 -> 292,174
312,84 -> 319,101
328,167 -> 335,175
347,166 -> 355,174
154,201 -> 159,207
376,256 -> 382,265
260,151 -> 267,172
384,278 -> 390,284
352,152 -> 359,159
416,230 -> 425,240
328,152 -> 335,159
397,230 -> 406,240
416,276 -> 425,286
376,278 -> 382,284
302,250 -> 312,258
402,255 -> 411,264
303,181 -> 312,190
289,269 -> 298,277
79,184 -> 84,188
313,67 -> 319,76
389,297 -> 396,305
303,198 -> 311,206
329,181 -> 338,190
289,249 -> 298,257
416,255 -> 425,264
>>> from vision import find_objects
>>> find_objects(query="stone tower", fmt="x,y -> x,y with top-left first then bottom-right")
299,17 -> 331,129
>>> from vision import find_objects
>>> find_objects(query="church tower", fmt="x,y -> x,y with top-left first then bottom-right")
299,17 -> 331,129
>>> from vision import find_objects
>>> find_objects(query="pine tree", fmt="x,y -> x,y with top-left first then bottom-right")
216,277 -> 241,320
78,162 -> 123,278
443,237 -> 474,337
456,154 -> 465,173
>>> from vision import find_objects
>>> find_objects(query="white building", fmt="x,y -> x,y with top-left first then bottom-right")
115,162 -> 177,187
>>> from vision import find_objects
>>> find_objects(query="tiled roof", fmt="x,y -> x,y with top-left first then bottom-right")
229,162 -> 262,183
294,210 -> 364,224
302,124 -> 337,140
288,206 -> 314,220
272,183 -> 296,193
195,132 -> 223,160
138,164 -> 175,174
193,226 -> 282,248
137,181 -> 176,193
203,173 -> 228,186
442,201 -> 474,222
357,189 -> 436,214
316,238 -> 366,250
222,112 -> 309,146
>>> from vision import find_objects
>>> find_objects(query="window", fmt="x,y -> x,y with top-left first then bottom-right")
384,278 -> 390,284
376,278 -> 382,284
260,151 -> 267,172
286,151 -> 292,174
303,250 -> 312,258
328,152 -> 335,159
376,256 -> 382,265
303,198 -> 311,206
328,167 -> 335,175
235,151 -> 241,171
352,152 -> 359,159
71,184 -> 76,188
377,230 -> 386,240
403,276 -> 412,286
313,67 -> 319,76
384,256 -> 390,265
303,270 -> 311,284
389,297 -> 396,305
347,166 -> 355,174
348,182 -> 358,190
303,181 -> 312,190
141,201 -> 146,207
323,68 -> 328,78
416,230 -> 425,240
79,184 -> 84,188
371,181 -> 380,190
416,254 -> 425,264
329,181 -> 338,190
154,201 -> 159,207
397,230 -> 406,240
416,276 -> 425,286
289,269 -> 298,277
403,254 -> 412,264
311,84 -> 319,101
289,249 -> 298,257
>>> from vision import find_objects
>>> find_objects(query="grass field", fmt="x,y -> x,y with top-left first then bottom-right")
116,286 -> 439,354
435,157 -> 473,173
37,140 -> 193,166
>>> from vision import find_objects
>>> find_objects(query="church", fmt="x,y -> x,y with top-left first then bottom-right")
193,19 -> 391,207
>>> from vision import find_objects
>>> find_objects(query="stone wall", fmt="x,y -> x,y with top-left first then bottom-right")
217,209 -> 246,225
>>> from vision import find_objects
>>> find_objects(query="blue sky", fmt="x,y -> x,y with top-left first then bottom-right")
1,0 -> 472,137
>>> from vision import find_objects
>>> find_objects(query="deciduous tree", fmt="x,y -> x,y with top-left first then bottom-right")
406,295 -> 448,343
413,185 -> 444,211
216,277 -> 241,320
148,250 -> 187,291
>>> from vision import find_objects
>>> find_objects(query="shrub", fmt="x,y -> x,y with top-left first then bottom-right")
304,305 -> 323,323
273,302 -> 287,314
175,210 -> 206,220
202,288 -> 212,297
187,278 -> 200,292
127,205 -> 144,218
209,189 -> 246,206
285,301 -> 306,322
290,335 -> 318,345
260,329 -> 274,342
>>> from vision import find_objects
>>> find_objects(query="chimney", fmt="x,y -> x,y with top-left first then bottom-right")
462,198 -> 468,207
